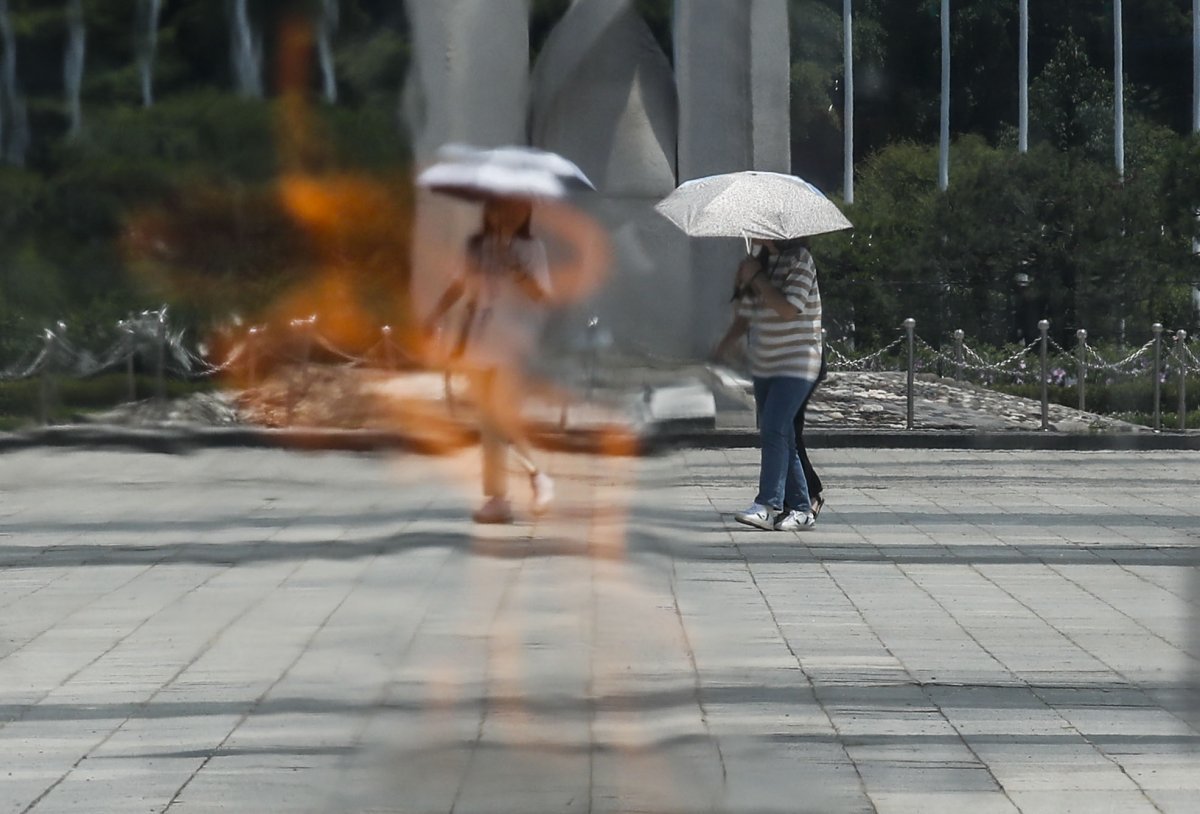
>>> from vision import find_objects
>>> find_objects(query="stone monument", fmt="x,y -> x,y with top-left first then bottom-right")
403,0 -> 791,359
529,0 -> 688,358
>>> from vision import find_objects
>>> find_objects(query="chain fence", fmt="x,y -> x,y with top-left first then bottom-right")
0,307 -> 419,425
826,319 -> 1199,432
2,308 -> 1197,431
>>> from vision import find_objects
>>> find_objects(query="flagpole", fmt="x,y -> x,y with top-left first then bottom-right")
1018,0 -> 1028,153
844,0 -> 854,204
1193,0 -> 1199,259
1193,0 -> 1199,132
1114,0 -> 1124,179
939,0 -> 950,191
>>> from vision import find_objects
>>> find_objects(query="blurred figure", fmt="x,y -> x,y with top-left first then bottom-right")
714,238 -> 823,531
423,198 -> 554,524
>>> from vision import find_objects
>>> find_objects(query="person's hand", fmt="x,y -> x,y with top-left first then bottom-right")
735,256 -> 761,288
711,335 -> 739,364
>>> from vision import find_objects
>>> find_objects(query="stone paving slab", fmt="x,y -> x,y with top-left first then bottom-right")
0,447 -> 1197,813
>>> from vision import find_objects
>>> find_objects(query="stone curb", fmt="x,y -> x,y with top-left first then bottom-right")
649,428 -> 1200,452
0,422 -> 1197,456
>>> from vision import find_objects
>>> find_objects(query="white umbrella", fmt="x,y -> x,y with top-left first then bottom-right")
416,143 -> 594,201
655,171 -> 852,246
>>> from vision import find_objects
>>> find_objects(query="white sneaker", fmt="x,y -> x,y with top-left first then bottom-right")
531,472 -> 554,516
734,502 -> 777,530
774,509 -> 815,531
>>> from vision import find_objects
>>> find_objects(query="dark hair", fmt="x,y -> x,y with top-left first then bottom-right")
482,198 -> 533,238
776,237 -> 810,253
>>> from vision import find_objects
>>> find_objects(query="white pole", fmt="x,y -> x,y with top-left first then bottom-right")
1019,0 -> 1028,153
939,0 -> 950,191
844,0 -> 854,204
1193,0 -> 1199,132
1114,0 -> 1125,178
65,0 -> 85,137
1194,0 -> 1199,259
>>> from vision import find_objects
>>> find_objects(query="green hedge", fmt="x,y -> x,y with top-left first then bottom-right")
992,376 -> 1199,416
1111,410 -> 1200,430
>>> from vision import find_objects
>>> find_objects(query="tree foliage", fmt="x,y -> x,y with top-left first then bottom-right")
0,0 -> 411,348
815,138 -> 1199,347
791,0 -> 1200,344
0,0 -> 1196,350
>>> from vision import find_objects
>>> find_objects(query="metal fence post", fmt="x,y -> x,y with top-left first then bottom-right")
247,327 -> 259,387
381,325 -> 394,369
953,328 -> 964,381
121,318 -> 136,403
587,316 -> 600,401
155,308 -> 167,407
904,317 -> 916,430
1075,328 -> 1087,412
1152,323 -> 1163,431
285,318 -> 309,427
301,316 -> 314,379
1177,329 -> 1189,431
38,329 -> 55,425
1038,319 -> 1049,430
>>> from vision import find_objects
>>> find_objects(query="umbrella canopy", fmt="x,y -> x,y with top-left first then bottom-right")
416,143 -> 595,201
655,171 -> 852,242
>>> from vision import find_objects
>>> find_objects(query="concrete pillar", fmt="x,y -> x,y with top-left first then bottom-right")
749,0 -> 792,174
401,0 -> 530,322
675,0 -> 791,180
675,0 -> 791,355
401,0 -> 529,160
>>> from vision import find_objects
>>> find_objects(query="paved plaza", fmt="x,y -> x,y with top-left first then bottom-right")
1,445 -> 1198,813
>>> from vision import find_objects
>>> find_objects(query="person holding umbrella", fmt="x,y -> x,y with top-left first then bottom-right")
418,144 -> 597,524
656,171 -> 848,531
422,196 -> 555,524
713,237 -> 823,530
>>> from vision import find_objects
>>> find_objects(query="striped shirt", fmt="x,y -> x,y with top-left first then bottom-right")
736,247 -> 823,381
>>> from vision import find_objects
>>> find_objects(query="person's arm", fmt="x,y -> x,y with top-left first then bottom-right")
712,315 -> 750,362
423,280 -> 466,334
747,271 -> 801,319
424,240 -> 484,333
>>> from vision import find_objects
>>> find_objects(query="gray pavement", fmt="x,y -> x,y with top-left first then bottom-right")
1,446 -> 1198,813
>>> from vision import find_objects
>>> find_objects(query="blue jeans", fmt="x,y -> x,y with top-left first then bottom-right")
753,376 -> 816,512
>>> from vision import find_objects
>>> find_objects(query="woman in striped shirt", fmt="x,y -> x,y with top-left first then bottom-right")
714,238 -> 823,531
